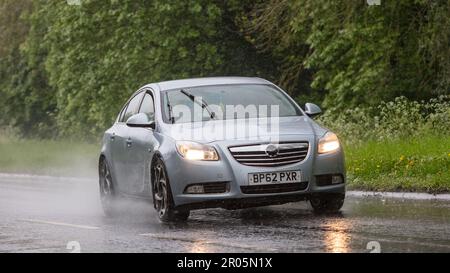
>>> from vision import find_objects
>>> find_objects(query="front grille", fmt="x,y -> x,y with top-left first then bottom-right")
241,182 -> 308,194
229,142 -> 309,167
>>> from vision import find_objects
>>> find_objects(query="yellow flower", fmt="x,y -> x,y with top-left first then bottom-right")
399,155 -> 405,161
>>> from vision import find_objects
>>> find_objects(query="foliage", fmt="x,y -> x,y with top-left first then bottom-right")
318,96 -> 450,193
318,95 -> 450,144
243,0 -> 450,107
37,0 -> 272,138
1,0 -> 450,139
0,0 -> 56,138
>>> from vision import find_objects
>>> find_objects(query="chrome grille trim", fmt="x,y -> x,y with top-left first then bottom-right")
229,142 -> 309,167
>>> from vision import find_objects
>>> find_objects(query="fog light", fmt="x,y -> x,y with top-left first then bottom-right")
185,185 -> 204,194
316,174 -> 344,186
331,175 -> 343,185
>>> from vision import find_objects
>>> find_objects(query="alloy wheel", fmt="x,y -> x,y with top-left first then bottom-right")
153,163 -> 169,218
99,160 -> 115,211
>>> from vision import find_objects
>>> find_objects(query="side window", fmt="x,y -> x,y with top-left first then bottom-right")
123,92 -> 144,122
139,92 -> 155,121
118,104 -> 128,122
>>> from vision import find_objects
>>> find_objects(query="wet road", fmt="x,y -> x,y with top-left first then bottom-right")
0,173 -> 449,253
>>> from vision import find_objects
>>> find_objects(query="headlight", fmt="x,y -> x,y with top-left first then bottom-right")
176,141 -> 219,161
318,132 -> 340,154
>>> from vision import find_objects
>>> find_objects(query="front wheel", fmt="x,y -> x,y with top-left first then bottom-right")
152,158 -> 190,222
310,193 -> 345,214
99,158 -> 118,217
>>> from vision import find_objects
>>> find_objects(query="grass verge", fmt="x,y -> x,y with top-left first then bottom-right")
0,134 -> 449,193
345,134 -> 450,193
0,136 -> 98,177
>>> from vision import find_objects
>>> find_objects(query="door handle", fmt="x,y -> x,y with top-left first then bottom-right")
110,133 -> 115,141
126,138 -> 132,148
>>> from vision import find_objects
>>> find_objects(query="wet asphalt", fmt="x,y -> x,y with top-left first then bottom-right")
0,173 -> 449,253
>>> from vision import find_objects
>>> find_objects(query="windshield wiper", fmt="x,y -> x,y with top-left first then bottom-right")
180,89 -> 216,119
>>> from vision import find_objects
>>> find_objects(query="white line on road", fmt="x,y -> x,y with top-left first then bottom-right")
140,233 -> 277,251
0,173 -> 95,183
140,233 -> 199,243
20,219 -> 100,230
347,190 -> 450,201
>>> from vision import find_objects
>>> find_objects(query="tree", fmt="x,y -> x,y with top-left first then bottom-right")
243,0 -> 450,108
0,0 -> 56,138
37,0 -> 273,138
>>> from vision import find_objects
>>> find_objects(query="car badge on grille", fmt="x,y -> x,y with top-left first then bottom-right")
265,144 -> 279,157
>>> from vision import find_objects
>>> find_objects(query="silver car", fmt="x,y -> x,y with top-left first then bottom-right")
99,77 -> 345,222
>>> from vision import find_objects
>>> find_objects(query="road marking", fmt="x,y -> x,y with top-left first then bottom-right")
373,237 -> 450,249
20,219 -> 100,230
139,233 -> 277,251
0,173 -> 94,183
347,190 -> 450,201
140,233 -> 198,243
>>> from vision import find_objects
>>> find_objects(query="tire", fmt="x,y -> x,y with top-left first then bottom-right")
99,158 -> 119,217
152,157 -> 190,222
310,193 -> 345,214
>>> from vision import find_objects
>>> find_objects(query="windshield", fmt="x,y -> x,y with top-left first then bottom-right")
162,84 -> 302,124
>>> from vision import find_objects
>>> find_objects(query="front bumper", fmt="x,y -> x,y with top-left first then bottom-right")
164,137 -> 346,209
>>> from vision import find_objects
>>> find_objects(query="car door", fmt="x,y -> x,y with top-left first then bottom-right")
126,90 -> 158,195
108,104 -> 128,194
111,91 -> 144,194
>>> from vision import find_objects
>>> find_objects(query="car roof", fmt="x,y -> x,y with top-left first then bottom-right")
148,77 -> 272,91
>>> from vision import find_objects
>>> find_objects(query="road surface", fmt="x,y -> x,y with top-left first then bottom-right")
0,173 -> 449,253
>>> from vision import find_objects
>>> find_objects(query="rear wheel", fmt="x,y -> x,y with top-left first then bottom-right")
152,158 -> 190,222
99,158 -> 118,216
310,193 -> 345,214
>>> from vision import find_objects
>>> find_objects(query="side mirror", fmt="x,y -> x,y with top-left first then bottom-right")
304,103 -> 322,117
126,113 -> 155,129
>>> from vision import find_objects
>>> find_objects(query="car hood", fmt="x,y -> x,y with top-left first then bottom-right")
161,116 -> 326,143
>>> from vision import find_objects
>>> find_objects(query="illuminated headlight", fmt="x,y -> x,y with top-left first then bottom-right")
176,141 -> 219,161
318,132 -> 340,154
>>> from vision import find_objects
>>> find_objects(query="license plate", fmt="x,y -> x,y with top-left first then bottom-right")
248,170 -> 303,185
